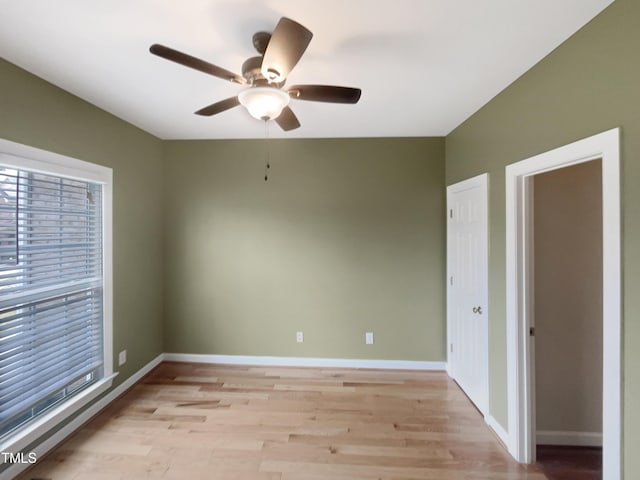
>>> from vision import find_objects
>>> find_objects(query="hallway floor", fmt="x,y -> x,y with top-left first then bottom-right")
536,445 -> 602,480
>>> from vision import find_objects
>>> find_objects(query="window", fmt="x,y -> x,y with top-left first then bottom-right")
0,139 -> 113,453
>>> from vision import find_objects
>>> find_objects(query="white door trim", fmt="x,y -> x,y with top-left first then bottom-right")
505,128 -> 621,479
447,172 -> 489,416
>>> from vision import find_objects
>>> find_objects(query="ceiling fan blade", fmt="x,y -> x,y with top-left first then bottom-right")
261,17 -> 313,83
288,85 -> 362,104
150,44 -> 246,84
195,96 -> 240,116
275,106 -> 301,131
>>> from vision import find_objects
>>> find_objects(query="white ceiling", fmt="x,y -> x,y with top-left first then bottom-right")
0,0 -> 613,140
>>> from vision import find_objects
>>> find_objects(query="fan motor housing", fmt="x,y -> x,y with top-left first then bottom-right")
242,55 -> 284,88
242,56 -> 264,84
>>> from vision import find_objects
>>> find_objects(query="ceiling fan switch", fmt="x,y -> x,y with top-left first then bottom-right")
265,68 -> 281,81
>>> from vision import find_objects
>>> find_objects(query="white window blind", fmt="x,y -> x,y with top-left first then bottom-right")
0,167 -> 104,438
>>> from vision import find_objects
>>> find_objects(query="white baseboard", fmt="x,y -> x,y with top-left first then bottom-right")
163,353 -> 446,371
1,353 -> 164,480
485,414 -> 510,449
536,430 -> 602,447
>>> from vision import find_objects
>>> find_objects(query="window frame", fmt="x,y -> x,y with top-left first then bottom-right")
0,138 -> 114,456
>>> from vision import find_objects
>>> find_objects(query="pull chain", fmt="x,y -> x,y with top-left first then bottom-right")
264,119 -> 271,181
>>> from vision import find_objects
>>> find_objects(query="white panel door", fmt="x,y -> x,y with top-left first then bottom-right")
447,174 -> 489,415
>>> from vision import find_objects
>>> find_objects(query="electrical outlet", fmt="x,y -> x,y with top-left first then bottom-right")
296,331 -> 304,343
365,332 -> 374,345
118,350 -> 127,366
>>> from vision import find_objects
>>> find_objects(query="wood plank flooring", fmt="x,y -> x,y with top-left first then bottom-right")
19,362 -> 550,480
536,445 -> 602,480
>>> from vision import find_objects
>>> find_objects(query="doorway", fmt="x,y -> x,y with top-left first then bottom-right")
505,128 -> 621,479
533,160 -> 603,478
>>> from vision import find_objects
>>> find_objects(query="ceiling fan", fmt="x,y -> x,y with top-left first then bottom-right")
150,17 -> 362,131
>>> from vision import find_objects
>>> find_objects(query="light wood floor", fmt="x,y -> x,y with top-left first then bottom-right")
19,362 -> 548,480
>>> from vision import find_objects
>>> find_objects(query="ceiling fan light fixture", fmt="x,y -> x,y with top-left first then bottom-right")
150,16 -> 360,131
238,86 -> 290,121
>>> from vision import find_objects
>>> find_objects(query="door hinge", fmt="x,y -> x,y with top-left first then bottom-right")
529,327 -> 535,337
450,276 -> 453,286
450,343 -> 453,353
449,209 -> 453,219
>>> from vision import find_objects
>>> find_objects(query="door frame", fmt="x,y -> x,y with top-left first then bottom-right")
505,128 -> 621,478
446,172 -> 489,416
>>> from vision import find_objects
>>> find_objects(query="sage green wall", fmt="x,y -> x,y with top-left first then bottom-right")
445,0 -> 639,475
163,138 -> 445,361
0,58 -> 165,385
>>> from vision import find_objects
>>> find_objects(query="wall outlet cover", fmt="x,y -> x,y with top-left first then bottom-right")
296,331 -> 304,343
365,332 -> 374,345
118,350 -> 127,366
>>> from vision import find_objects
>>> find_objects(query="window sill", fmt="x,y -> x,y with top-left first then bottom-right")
0,373 -> 117,458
